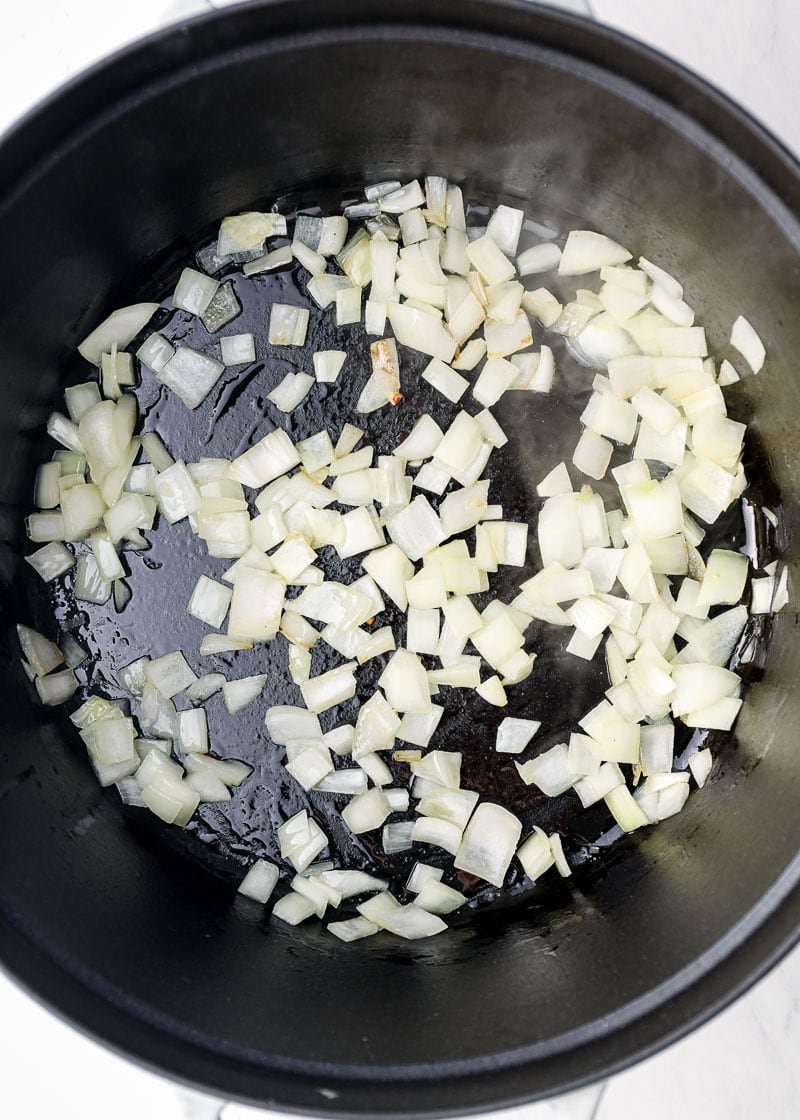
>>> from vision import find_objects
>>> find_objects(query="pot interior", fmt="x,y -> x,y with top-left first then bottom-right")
0,2 -> 798,1113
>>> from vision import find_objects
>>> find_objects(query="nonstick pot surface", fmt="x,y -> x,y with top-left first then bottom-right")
1,2 -> 799,1115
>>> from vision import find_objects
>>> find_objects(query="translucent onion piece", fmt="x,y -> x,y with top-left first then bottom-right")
79,303 -> 159,365
157,346 -> 225,410
223,674 -> 267,714
25,542 -> 74,582
454,803 -> 522,887
730,315 -> 765,374
238,860 -> 279,903
496,717 -> 541,754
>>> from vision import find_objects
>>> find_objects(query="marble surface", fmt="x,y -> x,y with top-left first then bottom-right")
1,2 -> 799,1118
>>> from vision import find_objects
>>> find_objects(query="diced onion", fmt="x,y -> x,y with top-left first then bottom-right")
730,315 -> 765,374
454,803 -> 522,887
496,716 -> 540,754
79,303 -> 159,365
238,859 -> 279,903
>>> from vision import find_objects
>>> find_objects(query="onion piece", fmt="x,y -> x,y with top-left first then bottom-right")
536,462 -> 572,498
393,414 -> 444,461
315,769 -> 369,795
265,705 -> 322,745
380,180 -> 426,214
238,860 -> 279,904
356,337 -> 401,413
418,787 -> 478,831
79,303 -> 159,365
184,673 -> 226,703
516,827 -> 556,881
217,211 -> 285,256
362,544 -> 414,611
157,346 -> 225,409
286,744 -> 335,791
696,549 -> 749,608
25,542 -> 74,582
278,809 -> 328,873
538,493 -> 583,569
397,705 -> 444,749
221,333 -> 256,365
198,633 -> 252,656
407,609 -> 439,658
56,633 -> 85,671
388,302 -> 456,362
268,304 -> 310,347
273,892 -> 317,926
411,817 -> 463,855
399,209 -> 427,246
227,568 -> 285,643
139,765 -> 200,825
385,496 -> 445,562
187,575 -> 232,629
548,834 -> 571,877
327,917 -> 379,942
559,230 -> 631,276
427,659 -> 481,688
145,651 -> 197,699
103,490 -> 155,546
173,267 -> 219,315
316,216 -> 348,256
466,234 -> 516,286
300,663 -> 358,714
470,614 -> 524,671
421,357 -> 468,403
367,900 -> 449,940
485,204 -> 524,256
153,460 -> 201,524
415,879 -> 467,915
342,788 -> 392,834
382,821 -> 415,854
313,349 -> 347,384
670,664 -> 740,717
409,750 -> 462,790
137,332 -> 175,375
379,649 -> 432,714
223,674 -> 267,714
515,743 -> 574,795
605,784 -> 650,832
184,754 -> 251,787
689,748 -> 713,787
496,717 -> 541,754
307,274 -> 349,309
518,242 -> 561,276
717,358 -> 740,386
266,372 -> 314,413
406,863 -> 444,894
74,553 -> 112,604
454,803 -> 522,887
472,356 -> 518,407
475,676 -> 506,706
730,314 -> 765,373
46,411 -> 84,455
176,708 -> 208,755
572,760 -> 623,808
352,691 -> 401,759
452,338 -> 487,372
684,696 -> 742,730
639,723 -> 674,776
35,667 -> 79,706
34,460 -> 64,510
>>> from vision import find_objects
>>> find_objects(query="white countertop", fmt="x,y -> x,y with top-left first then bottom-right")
1,2 -> 799,1118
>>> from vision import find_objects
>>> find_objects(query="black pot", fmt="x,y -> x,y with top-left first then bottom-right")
1,1 -> 799,1115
